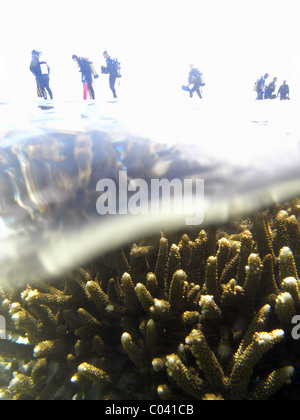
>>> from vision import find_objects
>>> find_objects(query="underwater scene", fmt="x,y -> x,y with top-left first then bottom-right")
0,98 -> 300,401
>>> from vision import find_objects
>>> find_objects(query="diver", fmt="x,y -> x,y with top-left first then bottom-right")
277,80 -> 290,100
101,51 -> 119,99
72,55 -> 95,100
187,64 -> 204,99
255,73 -> 269,100
264,77 -> 277,99
29,50 -> 47,100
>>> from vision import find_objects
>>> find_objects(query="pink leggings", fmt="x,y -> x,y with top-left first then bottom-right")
83,81 -> 95,100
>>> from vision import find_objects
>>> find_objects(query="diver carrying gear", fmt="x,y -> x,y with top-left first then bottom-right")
185,64 -> 204,99
29,50 -> 48,100
102,51 -> 120,98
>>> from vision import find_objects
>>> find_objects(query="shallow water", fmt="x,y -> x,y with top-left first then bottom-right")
0,98 -> 299,287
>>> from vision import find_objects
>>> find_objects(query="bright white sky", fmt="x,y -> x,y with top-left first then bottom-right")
0,0 -> 300,103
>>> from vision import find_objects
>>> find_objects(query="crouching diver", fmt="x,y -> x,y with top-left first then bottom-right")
277,80 -> 290,100
264,77 -> 277,100
30,50 -> 46,99
72,55 -> 95,100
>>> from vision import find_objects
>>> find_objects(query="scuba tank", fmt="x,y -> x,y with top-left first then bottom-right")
89,62 -> 99,79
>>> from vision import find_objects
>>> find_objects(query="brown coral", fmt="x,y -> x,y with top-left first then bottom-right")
0,198 -> 300,400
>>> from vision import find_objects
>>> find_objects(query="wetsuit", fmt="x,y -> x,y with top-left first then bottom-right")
30,54 -> 46,99
77,57 -> 95,100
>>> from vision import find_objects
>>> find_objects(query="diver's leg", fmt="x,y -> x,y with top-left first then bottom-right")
83,81 -> 88,100
43,76 -> 53,99
189,85 -> 195,98
36,76 -> 45,98
195,86 -> 202,99
109,75 -> 117,98
87,78 -> 95,99
88,86 -> 95,100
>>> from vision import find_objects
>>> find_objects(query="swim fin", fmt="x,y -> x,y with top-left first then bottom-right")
181,85 -> 190,92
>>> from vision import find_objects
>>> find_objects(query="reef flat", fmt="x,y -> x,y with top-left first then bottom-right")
1,198 -> 300,400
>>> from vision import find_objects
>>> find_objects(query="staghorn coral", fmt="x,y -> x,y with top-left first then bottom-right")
1,199 -> 300,399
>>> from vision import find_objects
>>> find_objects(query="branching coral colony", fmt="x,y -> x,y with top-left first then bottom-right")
1,198 -> 300,400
